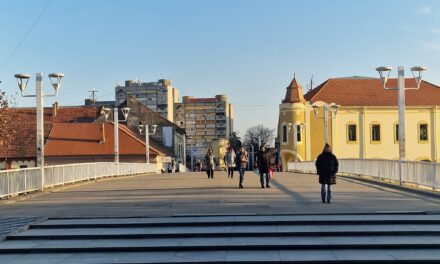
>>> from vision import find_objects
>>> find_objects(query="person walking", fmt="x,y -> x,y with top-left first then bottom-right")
256,144 -> 271,188
224,147 -> 236,179
273,149 -> 281,172
315,143 -> 339,203
204,148 -> 216,179
235,147 -> 248,188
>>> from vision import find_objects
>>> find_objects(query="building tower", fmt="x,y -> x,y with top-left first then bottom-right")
278,75 -> 307,170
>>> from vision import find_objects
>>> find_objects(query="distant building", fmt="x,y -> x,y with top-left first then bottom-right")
115,79 -> 179,122
114,97 -> 187,167
174,95 -> 234,164
84,99 -> 115,107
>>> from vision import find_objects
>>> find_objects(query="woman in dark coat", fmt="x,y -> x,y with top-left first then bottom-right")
315,144 -> 338,203
256,144 -> 271,188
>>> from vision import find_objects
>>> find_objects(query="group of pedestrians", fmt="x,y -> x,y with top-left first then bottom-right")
202,143 -> 338,203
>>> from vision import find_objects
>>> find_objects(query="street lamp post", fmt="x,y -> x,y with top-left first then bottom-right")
375,66 -> 427,185
311,102 -> 339,144
102,107 -> 130,174
138,124 -> 157,173
14,73 -> 64,190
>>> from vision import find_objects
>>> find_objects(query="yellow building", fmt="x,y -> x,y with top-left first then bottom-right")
278,76 -> 440,169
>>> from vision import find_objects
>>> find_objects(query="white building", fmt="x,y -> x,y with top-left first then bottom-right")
115,79 -> 179,122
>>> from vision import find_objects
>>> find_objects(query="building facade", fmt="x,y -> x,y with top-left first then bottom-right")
115,79 -> 179,122
175,95 -> 234,163
278,76 -> 440,169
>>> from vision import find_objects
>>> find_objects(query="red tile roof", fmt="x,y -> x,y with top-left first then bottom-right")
13,105 -> 101,124
45,123 -> 162,157
304,78 -> 440,106
0,123 -> 53,159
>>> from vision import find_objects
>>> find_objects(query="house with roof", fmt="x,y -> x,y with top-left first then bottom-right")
0,103 -> 165,170
278,76 -> 440,168
45,122 -> 162,165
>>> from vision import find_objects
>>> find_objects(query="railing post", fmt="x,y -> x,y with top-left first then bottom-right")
433,163 -> 438,191
6,171 -> 10,197
24,170 -> 27,193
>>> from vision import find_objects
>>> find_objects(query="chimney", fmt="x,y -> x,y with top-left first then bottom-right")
99,123 -> 105,144
52,102 -> 59,117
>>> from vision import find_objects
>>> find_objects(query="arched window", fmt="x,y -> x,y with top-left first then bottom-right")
282,124 -> 288,143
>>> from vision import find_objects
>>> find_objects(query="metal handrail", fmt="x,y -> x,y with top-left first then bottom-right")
287,159 -> 439,191
0,162 -> 156,199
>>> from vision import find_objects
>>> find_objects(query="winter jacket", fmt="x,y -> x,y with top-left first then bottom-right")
204,154 -> 216,170
257,150 -> 271,174
315,152 -> 339,185
224,151 -> 236,167
236,150 -> 248,169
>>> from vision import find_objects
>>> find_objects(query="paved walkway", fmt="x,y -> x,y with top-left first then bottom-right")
0,171 -> 439,218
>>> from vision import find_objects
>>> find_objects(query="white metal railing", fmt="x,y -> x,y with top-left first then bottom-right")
288,159 -> 440,190
0,162 -> 157,199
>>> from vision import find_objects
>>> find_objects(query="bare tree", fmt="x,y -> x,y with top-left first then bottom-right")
243,125 -> 275,149
0,89 -> 18,148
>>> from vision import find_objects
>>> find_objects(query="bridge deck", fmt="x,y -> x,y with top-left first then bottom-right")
0,171 -> 438,218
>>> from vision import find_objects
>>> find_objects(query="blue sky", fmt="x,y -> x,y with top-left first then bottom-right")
1,0 -> 439,136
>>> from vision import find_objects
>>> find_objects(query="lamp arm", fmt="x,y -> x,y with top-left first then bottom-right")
21,94 -> 36,98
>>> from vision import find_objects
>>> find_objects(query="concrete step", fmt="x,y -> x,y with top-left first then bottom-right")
7,224 -> 440,240
2,249 -> 440,263
29,214 -> 440,229
1,214 -> 440,263
1,235 -> 440,253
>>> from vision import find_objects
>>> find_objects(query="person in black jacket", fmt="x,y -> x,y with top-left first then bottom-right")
315,144 -> 339,203
256,144 -> 271,188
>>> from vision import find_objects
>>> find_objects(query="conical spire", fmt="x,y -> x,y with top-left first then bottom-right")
282,74 -> 306,104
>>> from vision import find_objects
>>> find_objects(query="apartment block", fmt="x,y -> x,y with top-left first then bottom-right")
115,79 -> 179,122
175,95 -> 234,159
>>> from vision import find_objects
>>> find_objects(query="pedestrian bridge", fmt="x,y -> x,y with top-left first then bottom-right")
0,167 -> 439,263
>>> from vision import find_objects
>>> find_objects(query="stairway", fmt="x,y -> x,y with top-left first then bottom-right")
1,214 -> 440,263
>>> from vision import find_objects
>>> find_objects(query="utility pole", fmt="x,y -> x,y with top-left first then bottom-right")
89,88 -> 98,105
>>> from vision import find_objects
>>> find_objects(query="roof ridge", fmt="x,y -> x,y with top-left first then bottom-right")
307,78 -> 331,102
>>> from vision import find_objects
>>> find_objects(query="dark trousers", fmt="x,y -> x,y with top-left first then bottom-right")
206,169 -> 214,178
228,167 -> 234,178
260,172 -> 270,187
238,168 -> 245,186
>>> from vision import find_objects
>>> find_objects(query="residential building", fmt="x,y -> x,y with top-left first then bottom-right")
175,95 -> 234,164
278,76 -> 440,169
115,79 -> 179,122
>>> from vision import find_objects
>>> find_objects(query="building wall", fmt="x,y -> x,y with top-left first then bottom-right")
281,104 -> 440,162
0,160 -> 35,170
115,79 -> 178,122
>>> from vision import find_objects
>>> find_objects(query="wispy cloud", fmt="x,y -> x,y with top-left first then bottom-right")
418,5 -> 432,15
429,28 -> 440,34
